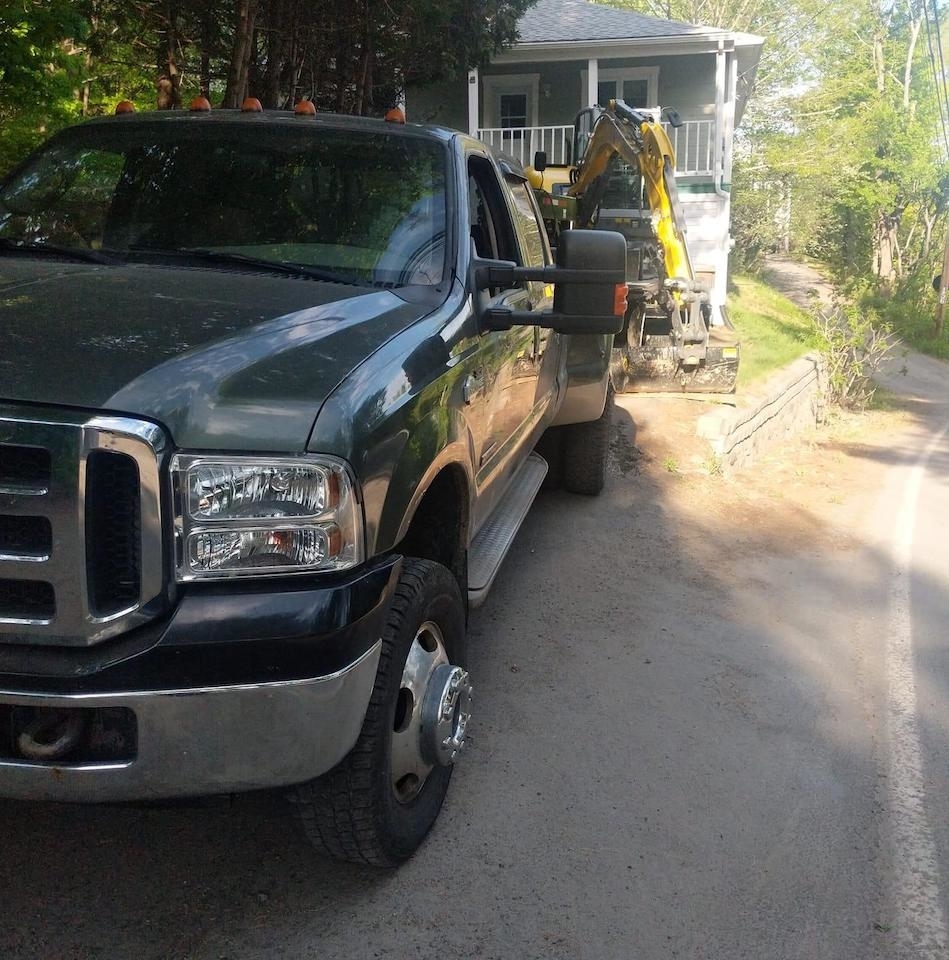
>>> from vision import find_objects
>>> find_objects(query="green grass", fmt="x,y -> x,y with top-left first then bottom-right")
728,274 -> 819,388
866,385 -> 903,412
872,298 -> 949,363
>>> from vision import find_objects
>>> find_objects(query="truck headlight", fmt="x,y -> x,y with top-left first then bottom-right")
171,455 -> 363,580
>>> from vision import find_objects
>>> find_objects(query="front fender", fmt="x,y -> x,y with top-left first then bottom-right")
376,407 -> 475,556
550,332 -> 612,426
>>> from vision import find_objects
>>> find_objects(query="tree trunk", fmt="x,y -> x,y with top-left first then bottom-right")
872,211 -> 900,286
873,33 -> 885,93
262,0 -> 293,108
157,0 -> 182,110
903,16 -> 922,109
922,208 -> 936,260
223,0 -> 260,108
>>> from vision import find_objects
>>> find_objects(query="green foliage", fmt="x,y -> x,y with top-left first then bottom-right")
730,0 -> 949,346
729,159 -> 786,271
854,269 -> 949,362
0,0 -> 88,172
0,0 -> 534,178
728,274 -> 818,386
811,298 -> 895,410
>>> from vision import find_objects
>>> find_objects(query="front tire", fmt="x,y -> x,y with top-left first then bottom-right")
561,383 -> 614,496
290,558 -> 469,866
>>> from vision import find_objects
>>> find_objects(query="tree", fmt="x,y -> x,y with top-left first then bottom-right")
0,0 -> 536,177
0,0 -> 87,171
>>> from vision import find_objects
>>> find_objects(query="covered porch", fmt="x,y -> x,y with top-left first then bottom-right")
466,49 -> 735,181
475,118 -> 716,175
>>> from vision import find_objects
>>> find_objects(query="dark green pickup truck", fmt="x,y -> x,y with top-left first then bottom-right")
0,108 -> 625,865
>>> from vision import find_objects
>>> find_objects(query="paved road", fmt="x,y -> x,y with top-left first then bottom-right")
869,349 -> 949,958
3,347 -> 949,959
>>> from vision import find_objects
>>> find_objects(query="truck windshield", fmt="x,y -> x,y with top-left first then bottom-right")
0,122 -> 448,287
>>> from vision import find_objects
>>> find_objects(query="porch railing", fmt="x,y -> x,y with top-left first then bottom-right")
665,121 -> 715,177
477,126 -> 575,166
477,119 -> 716,177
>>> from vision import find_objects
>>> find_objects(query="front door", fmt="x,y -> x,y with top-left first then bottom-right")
465,155 -> 540,529
597,78 -> 649,108
581,67 -> 658,110
483,75 -> 538,163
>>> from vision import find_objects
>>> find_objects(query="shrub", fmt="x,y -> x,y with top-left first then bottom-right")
812,299 -> 897,410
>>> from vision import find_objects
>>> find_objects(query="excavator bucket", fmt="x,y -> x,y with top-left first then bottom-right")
611,311 -> 740,394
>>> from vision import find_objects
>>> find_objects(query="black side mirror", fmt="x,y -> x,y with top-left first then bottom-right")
474,229 -> 627,335
553,230 -> 626,326
533,150 -> 548,172
661,107 -> 683,128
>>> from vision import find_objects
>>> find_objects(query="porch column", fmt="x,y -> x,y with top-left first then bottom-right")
714,42 -> 726,185
724,51 -> 737,186
467,67 -> 479,136
586,58 -> 598,108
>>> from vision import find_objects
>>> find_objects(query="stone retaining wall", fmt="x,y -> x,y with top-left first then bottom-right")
696,353 -> 826,472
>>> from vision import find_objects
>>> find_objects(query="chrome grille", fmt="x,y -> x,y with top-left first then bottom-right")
85,450 -> 142,615
0,444 -> 51,489
0,578 -> 55,621
0,407 -> 165,646
0,516 -> 52,559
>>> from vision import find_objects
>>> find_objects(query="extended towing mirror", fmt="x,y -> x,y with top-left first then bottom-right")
475,229 -> 627,335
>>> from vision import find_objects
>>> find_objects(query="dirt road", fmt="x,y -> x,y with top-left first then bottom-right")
3,270 -> 949,958
760,253 -> 834,309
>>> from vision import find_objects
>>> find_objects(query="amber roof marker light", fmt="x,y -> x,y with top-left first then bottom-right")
294,100 -> 317,116
189,96 -> 212,112
384,107 -> 406,124
114,101 -> 136,115
241,97 -> 263,113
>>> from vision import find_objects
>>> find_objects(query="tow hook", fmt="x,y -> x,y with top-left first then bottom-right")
420,665 -> 473,766
16,708 -> 87,761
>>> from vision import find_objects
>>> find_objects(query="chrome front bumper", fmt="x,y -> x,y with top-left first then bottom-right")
0,641 -> 380,803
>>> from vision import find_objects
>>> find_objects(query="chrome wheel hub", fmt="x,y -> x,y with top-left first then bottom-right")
390,621 -> 472,803
421,665 -> 473,766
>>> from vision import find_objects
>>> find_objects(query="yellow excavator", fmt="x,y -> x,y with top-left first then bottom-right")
528,99 -> 739,393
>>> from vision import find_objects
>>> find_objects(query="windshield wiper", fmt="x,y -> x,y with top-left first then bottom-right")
0,239 -> 118,265
126,247 -> 371,286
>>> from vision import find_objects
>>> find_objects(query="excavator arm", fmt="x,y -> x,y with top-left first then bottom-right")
567,100 -> 710,365
529,99 -> 738,393
568,101 -> 692,285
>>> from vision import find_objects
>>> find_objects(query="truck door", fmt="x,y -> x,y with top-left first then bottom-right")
502,175 -> 558,418
466,155 -> 540,522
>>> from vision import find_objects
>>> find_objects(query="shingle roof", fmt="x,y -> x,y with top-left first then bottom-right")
516,0 -> 716,43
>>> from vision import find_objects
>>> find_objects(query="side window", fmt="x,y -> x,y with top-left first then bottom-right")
506,180 -> 550,268
467,156 -> 518,265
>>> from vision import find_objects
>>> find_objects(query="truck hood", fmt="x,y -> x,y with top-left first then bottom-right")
0,259 -> 430,450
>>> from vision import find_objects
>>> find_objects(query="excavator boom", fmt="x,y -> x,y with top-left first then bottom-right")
531,100 -> 739,394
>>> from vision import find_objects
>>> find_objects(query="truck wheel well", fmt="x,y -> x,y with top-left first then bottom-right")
396,467 -> 469,595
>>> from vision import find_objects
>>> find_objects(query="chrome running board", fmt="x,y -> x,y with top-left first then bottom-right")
468,452 -> 547,608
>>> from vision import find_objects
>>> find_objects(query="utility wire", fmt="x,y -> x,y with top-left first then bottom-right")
932,1 -> 949,138
921,2 -> 944,147
925,0 -> 949,156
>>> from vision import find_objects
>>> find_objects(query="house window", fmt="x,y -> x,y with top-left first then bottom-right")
500,93 -> 528,129
597,78 -> 649,108
482,73 -> 540,130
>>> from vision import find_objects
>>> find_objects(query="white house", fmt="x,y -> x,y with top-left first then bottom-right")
407,0 -> 763,311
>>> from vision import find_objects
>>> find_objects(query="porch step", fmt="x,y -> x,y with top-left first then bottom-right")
468,452 -> 547,608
